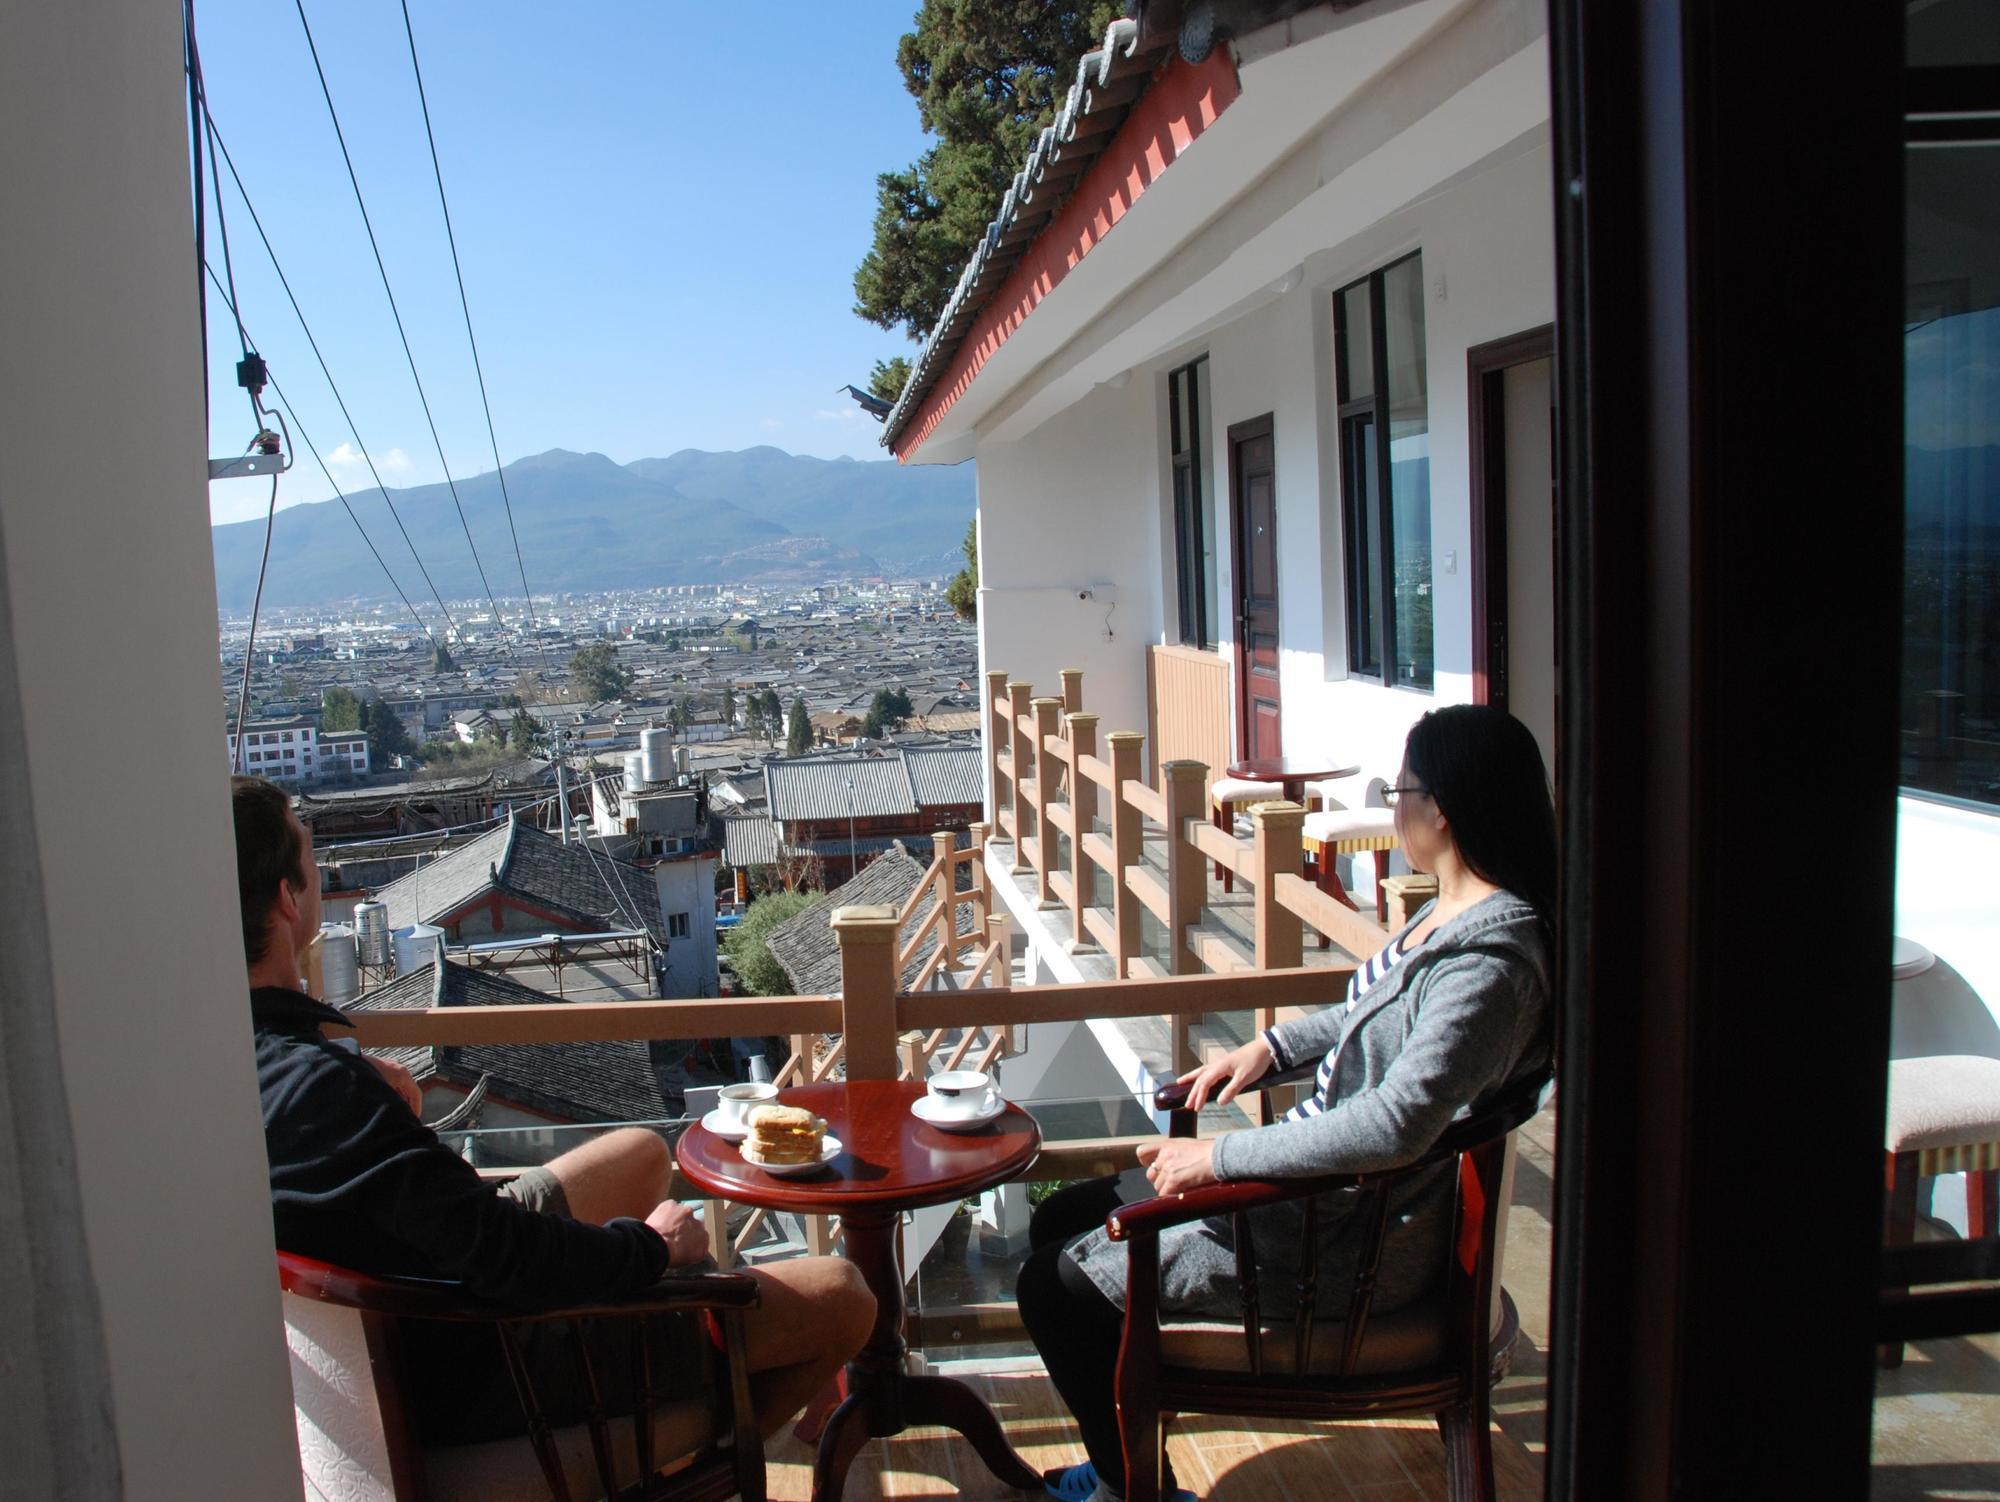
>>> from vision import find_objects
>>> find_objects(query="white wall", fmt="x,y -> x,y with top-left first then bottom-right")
0,1 -> 302,1492
656,856 -> 720,999
974,377 -> 1167,749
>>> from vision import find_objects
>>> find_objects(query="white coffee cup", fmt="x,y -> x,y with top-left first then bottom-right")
718,1081 -> 779,1127
926,1069 -> 1000,1119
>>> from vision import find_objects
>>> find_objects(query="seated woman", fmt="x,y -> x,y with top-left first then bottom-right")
1018,704 -> 1556,1502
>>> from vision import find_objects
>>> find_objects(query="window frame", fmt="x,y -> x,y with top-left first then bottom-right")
667,911 -> 691,940
1333,250 -> 1431,690
1167,356 -> 1216,651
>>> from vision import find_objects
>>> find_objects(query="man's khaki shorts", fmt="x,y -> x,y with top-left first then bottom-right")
497,1165 -> 571,1218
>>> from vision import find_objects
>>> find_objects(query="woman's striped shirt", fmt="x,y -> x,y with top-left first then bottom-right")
1268,927 -> 1424,1123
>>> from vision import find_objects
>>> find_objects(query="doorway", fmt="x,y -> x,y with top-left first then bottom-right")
1469,327 -> 1558,777
1229,415 -> 1281,761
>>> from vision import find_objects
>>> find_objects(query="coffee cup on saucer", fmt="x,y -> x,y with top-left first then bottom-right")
717,1081 -> 779,1128
925,1069 -> 1000,1120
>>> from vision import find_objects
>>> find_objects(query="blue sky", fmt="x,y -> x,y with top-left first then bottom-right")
197,2 -> 933,525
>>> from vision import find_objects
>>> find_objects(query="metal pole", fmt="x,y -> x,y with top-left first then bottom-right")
555,728 -> 569,844
846,776 -> 857,882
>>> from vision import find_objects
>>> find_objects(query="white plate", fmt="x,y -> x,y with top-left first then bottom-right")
744,1133 -> 842,1178
911,1093 -> 1006,1133
700,1108 -> 750,1143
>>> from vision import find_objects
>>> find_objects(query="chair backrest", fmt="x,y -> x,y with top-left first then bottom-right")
1224,1070 -> 1546,1381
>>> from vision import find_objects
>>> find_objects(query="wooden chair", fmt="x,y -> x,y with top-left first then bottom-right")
1302,777 -> 1399,923
1209,776 -> 1283,893
1110,1071 -> 1547,1502
280,1252 -> 767,1501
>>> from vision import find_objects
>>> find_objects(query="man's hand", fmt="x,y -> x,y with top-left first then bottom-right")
365,1055 -> 424,1117
1134,1137 -> 1219,1197
645,1200 -> 711,1267
1176,1035 -> 1276,1112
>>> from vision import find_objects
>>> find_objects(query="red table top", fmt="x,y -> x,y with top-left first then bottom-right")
1225,757 -> 1361,783
675,1079 -> 1041,1217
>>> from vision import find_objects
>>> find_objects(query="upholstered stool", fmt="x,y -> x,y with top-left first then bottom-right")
1880,1053 -> 2000,1367
1209,776 -> 1282,893
1302,805 -> 1400,922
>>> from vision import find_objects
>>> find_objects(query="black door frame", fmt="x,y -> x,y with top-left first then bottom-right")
1543,4 -> 1903,1497
1467,323 -> 1556,715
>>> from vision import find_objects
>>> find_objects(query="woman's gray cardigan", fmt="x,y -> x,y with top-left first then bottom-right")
1062,890 -> 1553,1318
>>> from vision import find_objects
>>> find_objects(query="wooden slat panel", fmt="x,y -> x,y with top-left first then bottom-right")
1147,643 -> 1230,792
1125,863 -> 1171,924
1187,819 -> 1246,875
1273,872 -> 1392,957
1122,778 -> 1167,824
347,995 -> 842,1047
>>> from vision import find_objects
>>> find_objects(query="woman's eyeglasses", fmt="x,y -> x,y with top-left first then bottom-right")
1381,785 -> 1429,806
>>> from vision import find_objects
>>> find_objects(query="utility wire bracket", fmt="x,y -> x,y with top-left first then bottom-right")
209,446 -> 288,480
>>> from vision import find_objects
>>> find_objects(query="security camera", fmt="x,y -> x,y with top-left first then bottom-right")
1076,588 -> 1093,602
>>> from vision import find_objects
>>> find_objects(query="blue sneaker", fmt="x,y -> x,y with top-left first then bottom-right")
1043,1461 -> 1197,1502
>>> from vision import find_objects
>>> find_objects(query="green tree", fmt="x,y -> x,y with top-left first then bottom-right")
670,696 -> 693,735
758,689 -> 782,743
745,695 -> 767,741
787,695 -> 813,756
862,686 -> 916,739
509,708 -> 538,750
869,356 -> 912,403
720,683 -> 736,732
945,519 -> 978,620
362,699 -> 413,764
321,686 -> 364,732
853,1 -> 1120,342
432,642 -> 457,674
721,891 -> 817,997
568,642 -> 630,702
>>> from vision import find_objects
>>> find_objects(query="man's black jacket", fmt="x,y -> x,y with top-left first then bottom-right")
253,986 -> 667,1306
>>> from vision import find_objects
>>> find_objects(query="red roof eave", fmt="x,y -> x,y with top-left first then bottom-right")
893,47 -> 1242,464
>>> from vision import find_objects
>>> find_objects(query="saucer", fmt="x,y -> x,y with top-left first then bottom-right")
700,1108 -> 750,1143
911,1093 -> 1006,1133
746,1134 -> 842,1178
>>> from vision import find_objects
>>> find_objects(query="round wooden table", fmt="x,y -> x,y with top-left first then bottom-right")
1223,754 -> 1361,808
676,1079 -> 1043,1502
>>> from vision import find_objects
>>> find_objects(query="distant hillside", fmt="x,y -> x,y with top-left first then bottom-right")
211,446 -> 973,611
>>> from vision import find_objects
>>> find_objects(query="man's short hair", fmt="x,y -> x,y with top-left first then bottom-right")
232,775 -> 307,966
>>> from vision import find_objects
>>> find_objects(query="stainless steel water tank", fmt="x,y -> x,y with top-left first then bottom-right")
354,901 -> 390,967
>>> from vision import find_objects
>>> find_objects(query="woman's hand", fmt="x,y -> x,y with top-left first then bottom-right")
1177,1035 -> 1276,1112
1135,1137 -> 1218,1197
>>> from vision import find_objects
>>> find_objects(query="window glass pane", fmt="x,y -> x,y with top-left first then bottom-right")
1196,358 -> 1217,645
1906,0 -> 2000,66
1168,358 -> 1216,650
1383,256 -> 1434,689
1904,146 -> 1999,807
1340,284 -> 1374,403
1345,413 -> 1380,675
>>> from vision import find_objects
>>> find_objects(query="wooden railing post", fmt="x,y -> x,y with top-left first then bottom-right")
986,914 -> 1012,989
984,669 -> 1010,828
1059,667 -> 1084,721
1007,680 -> 1034,872
931,829 -> 958,961
899,1029 -> 928,1081
1030,697 -> 1063,906
1252,801 -> 1306,1124
1106,731 -> 1145,979
968,821 -> 990,933
1065,713 -> 1099,951
1161,760 -> 1209,975
832,905 -> 900,1081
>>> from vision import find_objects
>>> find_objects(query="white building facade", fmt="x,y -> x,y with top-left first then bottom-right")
225,716 -> 370,783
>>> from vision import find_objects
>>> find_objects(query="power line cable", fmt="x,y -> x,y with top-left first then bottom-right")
397,0 -> 564,698
293,0 -> 508,635
202,116 -> 464,645
206,262 -> 447,654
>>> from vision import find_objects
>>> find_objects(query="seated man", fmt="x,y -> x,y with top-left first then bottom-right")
235,775 -> 872,1446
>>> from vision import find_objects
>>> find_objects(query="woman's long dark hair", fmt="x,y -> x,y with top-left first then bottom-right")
1402,704 -> 1557,930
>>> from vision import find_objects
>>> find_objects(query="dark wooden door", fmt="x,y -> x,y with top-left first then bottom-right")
1229,416 -> 1281,761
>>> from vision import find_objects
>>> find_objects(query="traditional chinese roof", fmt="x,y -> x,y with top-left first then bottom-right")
369,816 -> 662,941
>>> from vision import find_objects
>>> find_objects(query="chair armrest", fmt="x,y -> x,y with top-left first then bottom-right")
1105,1171 -> 1360,1241
1152,1060 -> 1319,1114
278,1252 -> 761,1323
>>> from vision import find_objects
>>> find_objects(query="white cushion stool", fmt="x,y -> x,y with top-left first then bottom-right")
1208,777 -> 1283,892
1302,806 -> 1400,922
1880,1053 -> 2000,1367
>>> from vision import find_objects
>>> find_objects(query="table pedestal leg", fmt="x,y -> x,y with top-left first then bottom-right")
811,1209 -> 1039,1502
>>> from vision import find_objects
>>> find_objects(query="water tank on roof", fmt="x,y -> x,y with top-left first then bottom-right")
354,901 -> 390,967
624,751 -> 646,788
318,923 -> 358,1008
674,745 -> 690,778
393,922 -> 446,976
641,727 -> 673,784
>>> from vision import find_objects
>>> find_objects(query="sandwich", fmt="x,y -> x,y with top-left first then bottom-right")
742,1103 -> 826,1166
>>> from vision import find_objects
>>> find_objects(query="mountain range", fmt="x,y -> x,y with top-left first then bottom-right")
210,446 -> 975,612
